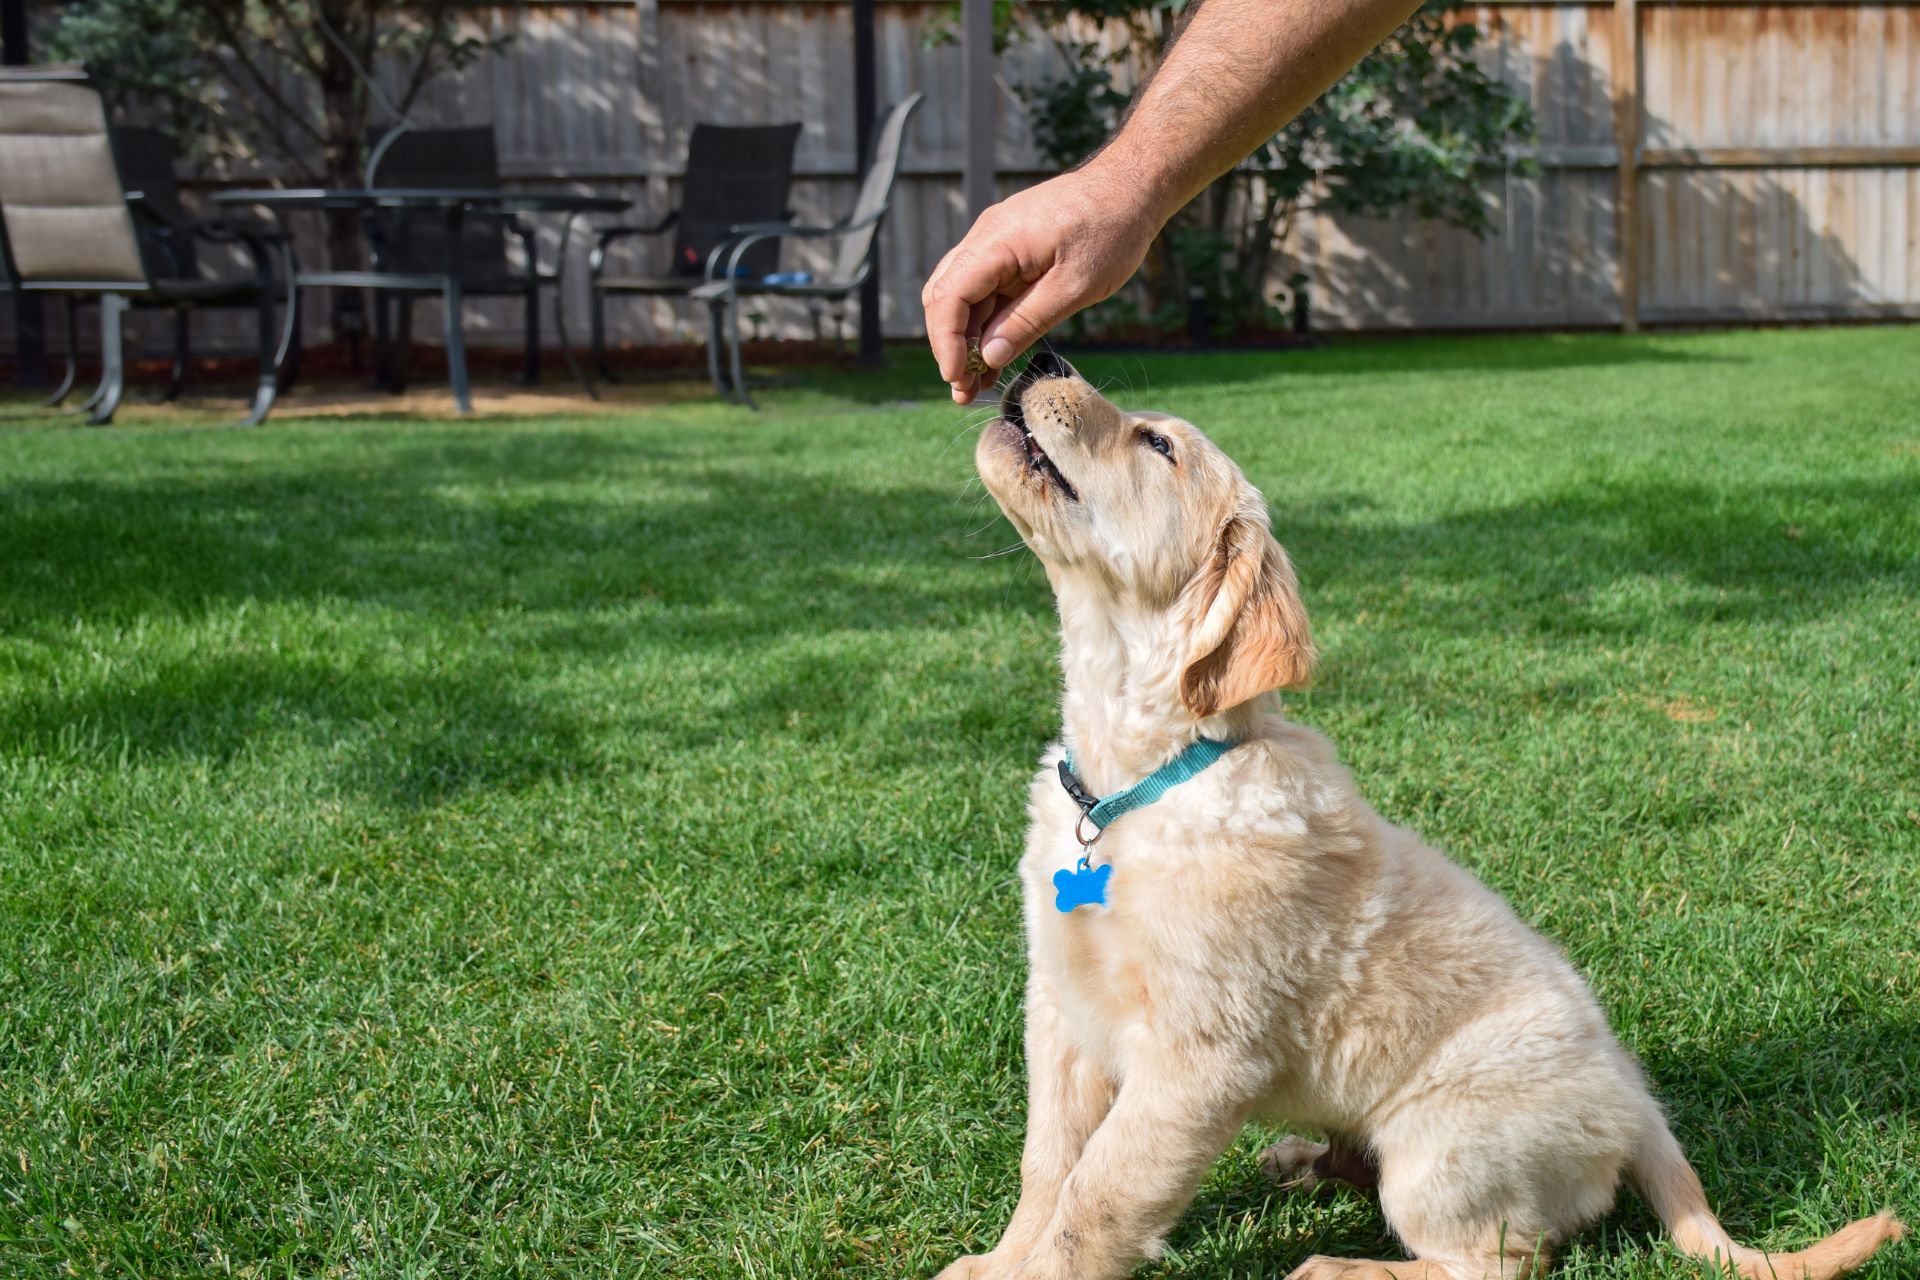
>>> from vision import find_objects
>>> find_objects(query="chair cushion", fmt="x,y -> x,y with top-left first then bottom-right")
0,74 -> 148,286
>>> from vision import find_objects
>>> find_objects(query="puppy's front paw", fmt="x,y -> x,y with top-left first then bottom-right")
933,1253 -> 1000,1280
1259,1134 -> 1329,1191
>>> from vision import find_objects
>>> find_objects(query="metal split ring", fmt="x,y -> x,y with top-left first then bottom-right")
1075,812 -> 1104,849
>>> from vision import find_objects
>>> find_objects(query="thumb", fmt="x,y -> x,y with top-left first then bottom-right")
977,270 -> 1091,370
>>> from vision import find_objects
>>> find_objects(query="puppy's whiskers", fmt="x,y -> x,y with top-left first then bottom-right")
938,406 -> 1005,457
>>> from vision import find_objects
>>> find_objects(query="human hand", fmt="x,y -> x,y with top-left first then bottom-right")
922,163 -> 1160,404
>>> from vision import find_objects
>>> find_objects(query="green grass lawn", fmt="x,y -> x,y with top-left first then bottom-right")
2,329 -> 1916,1279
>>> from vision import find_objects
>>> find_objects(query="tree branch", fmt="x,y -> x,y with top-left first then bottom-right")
197,7 -> 329,153
253,0 -> 330,79
391,17 -> 451,117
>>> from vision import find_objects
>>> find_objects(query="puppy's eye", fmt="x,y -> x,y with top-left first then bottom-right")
1139,429 -> 1175,463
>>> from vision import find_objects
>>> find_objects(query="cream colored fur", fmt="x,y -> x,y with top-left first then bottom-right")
938,365 -> 1904,1280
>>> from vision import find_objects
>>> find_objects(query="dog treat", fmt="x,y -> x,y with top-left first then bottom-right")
964,337 -> 993,376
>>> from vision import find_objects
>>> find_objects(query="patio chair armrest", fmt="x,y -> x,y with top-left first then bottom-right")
724,208 -> 886,240
123,192 -> 190,279
704,206 -> 892,284
179,215 -> 293,290
591,212 -> 678,274
185,214 -> 287,248
723,220 -> 838,239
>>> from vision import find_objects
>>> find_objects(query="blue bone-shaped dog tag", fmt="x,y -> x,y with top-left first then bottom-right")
1053,857 -> 1111,912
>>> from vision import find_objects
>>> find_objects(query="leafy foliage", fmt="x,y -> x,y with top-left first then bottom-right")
48,0 -> 499,289
42,0 -> 214,151
936,0 -> 1535,338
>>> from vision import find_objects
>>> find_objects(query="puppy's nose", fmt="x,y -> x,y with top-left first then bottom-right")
1020,345 -> 1078,383
1003,344 -> 1080,417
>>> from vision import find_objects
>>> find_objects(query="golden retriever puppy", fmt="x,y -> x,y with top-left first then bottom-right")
939,352 -> 1904,1280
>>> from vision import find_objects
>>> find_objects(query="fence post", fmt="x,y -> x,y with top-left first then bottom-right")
1612,0 -> 1642,333
634,0 -> 668,344
962,0 -> 997,222
853,0 -> 884,365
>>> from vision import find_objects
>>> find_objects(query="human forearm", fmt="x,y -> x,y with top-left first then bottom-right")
1088,0 -> 1425,232
923,0 -> 1425,401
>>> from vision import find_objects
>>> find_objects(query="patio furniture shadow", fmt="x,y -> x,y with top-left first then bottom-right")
0,646 -> 593,812
1058,333 -> 1743,395
737,331 -> 1743,409
1284,473 -> 1920,633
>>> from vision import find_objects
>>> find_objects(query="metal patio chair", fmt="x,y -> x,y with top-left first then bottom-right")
0,66 -> 291,425
587,121 -> 803,381
690,93 -> 922,408
364,124 -> 552,388
112,125 -> 301,403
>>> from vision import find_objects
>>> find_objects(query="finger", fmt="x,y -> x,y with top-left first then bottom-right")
977,270 -> 1085,370
921,243 -> 961,311
951,368 -> 990,405
946,295 -> 1002,404
925,242 -> 1033,383
924,250 -> 988,382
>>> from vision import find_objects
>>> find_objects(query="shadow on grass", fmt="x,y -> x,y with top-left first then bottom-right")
0,646 -> 596,810
1637,1015 -> 1918,1225
753,332 -> 1739,408
3,450 -> 1910,642
0,429 -> 1047,796
3,430 -> 1913,801
1280,473 -> 1920,639
1054,333 -> 1741,395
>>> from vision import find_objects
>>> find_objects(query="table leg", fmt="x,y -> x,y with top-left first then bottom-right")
443,203 -> 472,414
553,211 -> 598,401
442,278 -> 471,414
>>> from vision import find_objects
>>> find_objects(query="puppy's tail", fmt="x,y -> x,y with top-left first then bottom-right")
1628,1112 -> 1904,1280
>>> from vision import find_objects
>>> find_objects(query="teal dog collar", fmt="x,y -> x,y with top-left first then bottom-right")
1052,738 -> 1237,912
1060,738 -> 1237,838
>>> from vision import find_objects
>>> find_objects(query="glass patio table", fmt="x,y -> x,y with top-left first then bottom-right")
214,188 -> 631,413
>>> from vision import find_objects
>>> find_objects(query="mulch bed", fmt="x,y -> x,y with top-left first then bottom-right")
1,339 -> 860,390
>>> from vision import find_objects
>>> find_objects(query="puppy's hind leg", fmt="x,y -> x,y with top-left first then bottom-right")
1260,1136 -> 1380,1193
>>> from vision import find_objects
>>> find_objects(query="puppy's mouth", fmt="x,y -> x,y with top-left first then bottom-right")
1002,391 -> 1079,503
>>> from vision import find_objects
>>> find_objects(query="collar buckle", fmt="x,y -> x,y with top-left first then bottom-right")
1057,759 -> 1098,816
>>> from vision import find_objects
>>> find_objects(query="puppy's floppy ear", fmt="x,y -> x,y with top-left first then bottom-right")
1177,501 -> 1315,718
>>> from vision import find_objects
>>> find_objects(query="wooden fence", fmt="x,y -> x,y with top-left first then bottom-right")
1314,0 -> 1920,330
15,0 -> 1920,356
